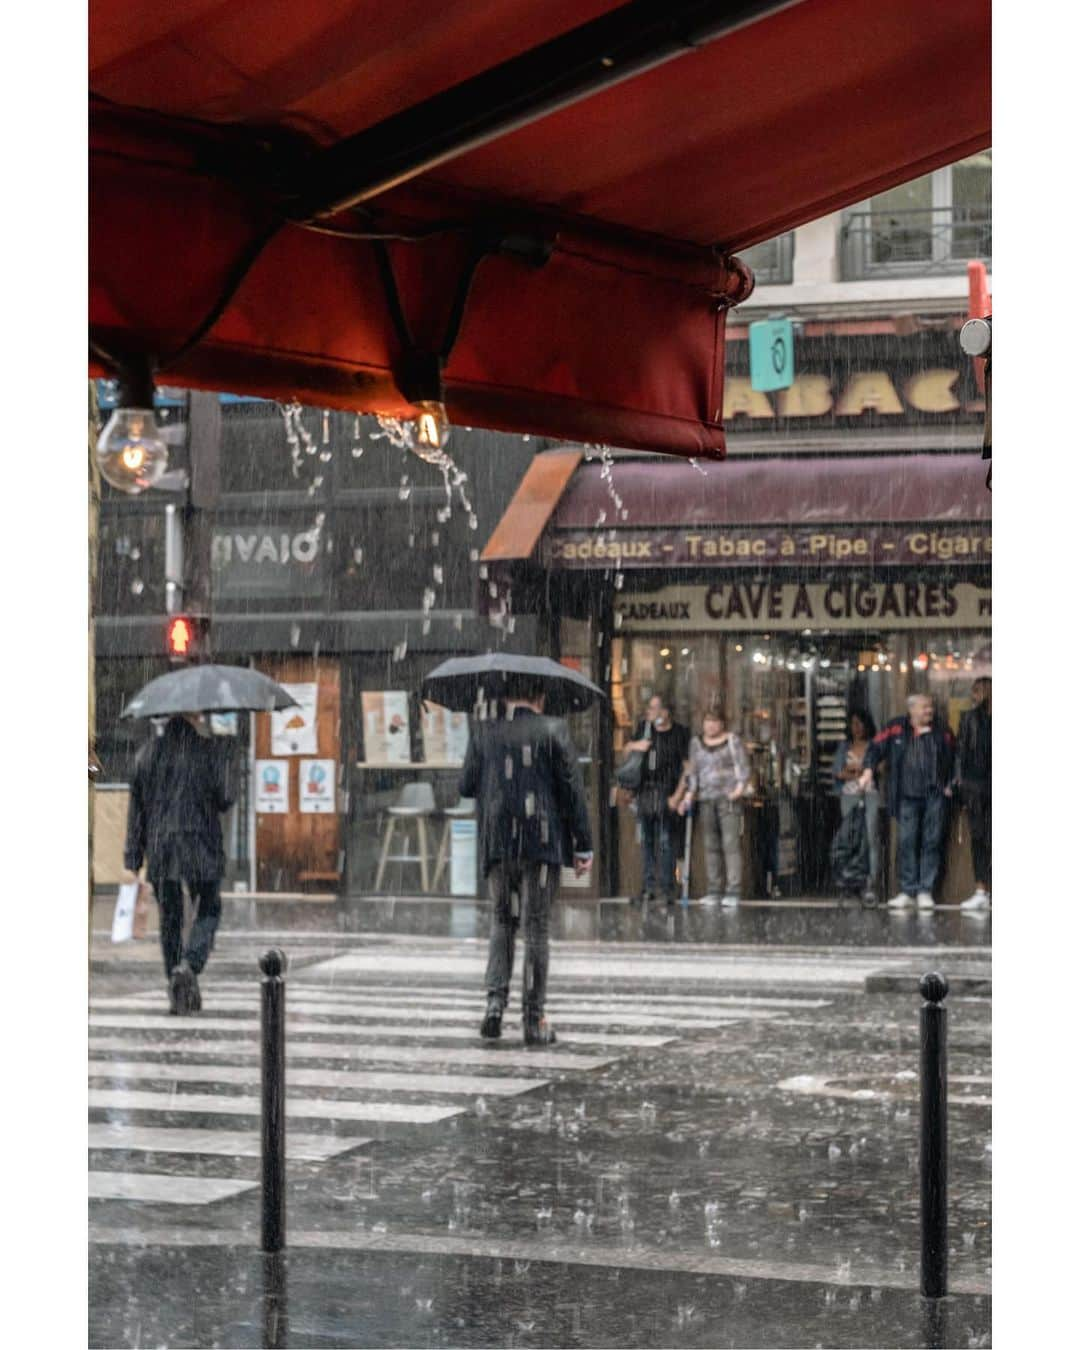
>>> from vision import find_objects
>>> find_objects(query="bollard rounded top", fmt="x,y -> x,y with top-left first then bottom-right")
919,971 -> 949,1003
259,947 -> 288,978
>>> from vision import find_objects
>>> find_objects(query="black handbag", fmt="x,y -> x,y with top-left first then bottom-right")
616,724 -> 652,791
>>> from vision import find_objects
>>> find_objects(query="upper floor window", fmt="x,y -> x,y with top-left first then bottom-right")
738,232 -> 794,286
841,151 -> 991,279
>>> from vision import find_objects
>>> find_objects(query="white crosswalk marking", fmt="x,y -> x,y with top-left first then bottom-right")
88,1035 -> 609,1073
87,1013 -> 674,1048
88,1172 -> 257,1204
89,969 -> 816,1210
89,1088 -> 459,1124
88,1123 -> 369,1161
91,1059 -> 549,1097
90,995 -> 756,1029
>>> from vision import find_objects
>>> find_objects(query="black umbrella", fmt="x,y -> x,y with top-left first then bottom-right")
121,665 -> 300,719
422,653 -> 605,716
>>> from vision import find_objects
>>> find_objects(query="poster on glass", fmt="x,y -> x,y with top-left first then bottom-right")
255,760 -> 290,813
271,682 -> 318,755
362,691 -> 411,764
299,759 -> 336,814
421,703 -> 469,765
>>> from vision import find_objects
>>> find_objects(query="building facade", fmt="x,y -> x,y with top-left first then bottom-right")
93,152 -> 990,904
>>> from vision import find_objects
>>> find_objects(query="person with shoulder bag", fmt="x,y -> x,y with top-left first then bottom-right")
675,704 -> 750,906
622,694 -> 689,904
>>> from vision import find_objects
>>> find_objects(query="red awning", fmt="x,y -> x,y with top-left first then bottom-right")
90,0 -> 991,456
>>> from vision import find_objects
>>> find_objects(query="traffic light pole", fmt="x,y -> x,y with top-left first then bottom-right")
184,391 -> 222,642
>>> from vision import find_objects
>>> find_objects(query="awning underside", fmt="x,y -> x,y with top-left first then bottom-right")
90,0 -> 991,455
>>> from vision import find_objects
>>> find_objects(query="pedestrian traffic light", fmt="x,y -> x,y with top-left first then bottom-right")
166,614 -> 209,662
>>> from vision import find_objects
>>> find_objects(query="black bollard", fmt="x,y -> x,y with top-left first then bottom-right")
260,948 -> 288,1253
262,1251 -> 289,1349
919,971 -> 949,1299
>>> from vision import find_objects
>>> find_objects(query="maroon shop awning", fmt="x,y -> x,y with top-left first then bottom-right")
550,454 -> 991,530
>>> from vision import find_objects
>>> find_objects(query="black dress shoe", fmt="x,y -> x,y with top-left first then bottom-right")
480,999 -> 503,1039
523,1014 -> 557,1046
170,962 -> 197,1016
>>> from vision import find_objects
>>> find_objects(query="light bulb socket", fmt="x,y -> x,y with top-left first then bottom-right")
114,355 -> 157,412
395,350 -> 444,407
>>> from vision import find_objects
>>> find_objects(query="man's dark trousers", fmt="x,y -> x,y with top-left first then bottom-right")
485,861 -> 561,1018
897,792 -> 948,895
152,879 -> 222,980
962,784 -> 991,886
640,809 -> 677,898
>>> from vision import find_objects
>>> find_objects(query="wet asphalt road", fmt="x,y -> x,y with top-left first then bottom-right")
89,911 -> 990,1348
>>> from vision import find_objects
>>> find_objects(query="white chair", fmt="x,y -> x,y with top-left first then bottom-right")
374,782 -> 437,892
432,798 -> 476,892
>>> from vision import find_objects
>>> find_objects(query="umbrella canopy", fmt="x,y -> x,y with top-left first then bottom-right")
121,665 -> 299,719
89,0 -> 990,457
423,654 -> 605,716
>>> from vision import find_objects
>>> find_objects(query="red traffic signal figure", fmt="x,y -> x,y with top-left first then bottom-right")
166,615 -> 209,662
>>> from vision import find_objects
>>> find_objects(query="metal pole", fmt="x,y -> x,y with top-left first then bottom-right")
919,971 -> 949,1299
260,948 -> 288,1253
261,1251 -> 289,1349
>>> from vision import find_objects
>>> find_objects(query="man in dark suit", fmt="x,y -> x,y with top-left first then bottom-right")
459,676 -> 593,1045
124,714 -> 236,1014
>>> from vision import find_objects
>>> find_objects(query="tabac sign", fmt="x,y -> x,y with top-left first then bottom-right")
547,524 -> 991,569
616,582 -> 992,632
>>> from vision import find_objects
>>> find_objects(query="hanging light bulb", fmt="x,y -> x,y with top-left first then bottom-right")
95,360 -> 168,494
412,400 -> 451,456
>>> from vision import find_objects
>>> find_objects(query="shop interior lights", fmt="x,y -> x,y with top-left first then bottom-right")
95,359 -> 169,494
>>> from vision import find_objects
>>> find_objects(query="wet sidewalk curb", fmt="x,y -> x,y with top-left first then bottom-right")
864,969 -> 991,996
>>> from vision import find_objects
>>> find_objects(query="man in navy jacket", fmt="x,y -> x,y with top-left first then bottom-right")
460,677 -> 593,1045
860,694 -> 954,911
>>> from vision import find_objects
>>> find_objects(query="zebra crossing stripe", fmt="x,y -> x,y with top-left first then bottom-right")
88,1172 -> 256,1204
89,1059 -> 550,1097
88,1123 -> 369,1161
89,999 -> 740,1030
88,1088 -> 460,1124
194,983 -> 830,1011
97,999 -> 761,1026
87,1013 -> 673,1048
88,1035 -> 612,1073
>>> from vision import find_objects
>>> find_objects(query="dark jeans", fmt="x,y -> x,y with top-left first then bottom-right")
152,878 -> 222,979
962,783 -> 991,887
897,793 -> 948,895
485,860 -> 560,1017
639,809 -> 678,898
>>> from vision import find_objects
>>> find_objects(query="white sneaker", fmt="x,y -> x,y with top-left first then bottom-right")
960,889 -> 991,912
887,892 -> 914,910
916,891 -> 936,911
721,894 -> 740,908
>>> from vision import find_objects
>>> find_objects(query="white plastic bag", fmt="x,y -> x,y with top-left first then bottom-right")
112,882 -> 138,943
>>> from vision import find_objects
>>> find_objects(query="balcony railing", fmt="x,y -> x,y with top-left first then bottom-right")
738,231 -> 794,286
840,206 -> 991,280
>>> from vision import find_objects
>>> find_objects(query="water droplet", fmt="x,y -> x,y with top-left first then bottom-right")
353,547 -> 364,565
468,512 -> 478,530
130,579 -> 144,596
474,1096 -> 488,1118
828,1142 -> 843,1162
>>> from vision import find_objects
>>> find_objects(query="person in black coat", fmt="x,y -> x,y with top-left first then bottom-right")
124,714 -> 236,1013
956,677 -> 991,910
859,693 -> 955,911
459,676 -> 593,1045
